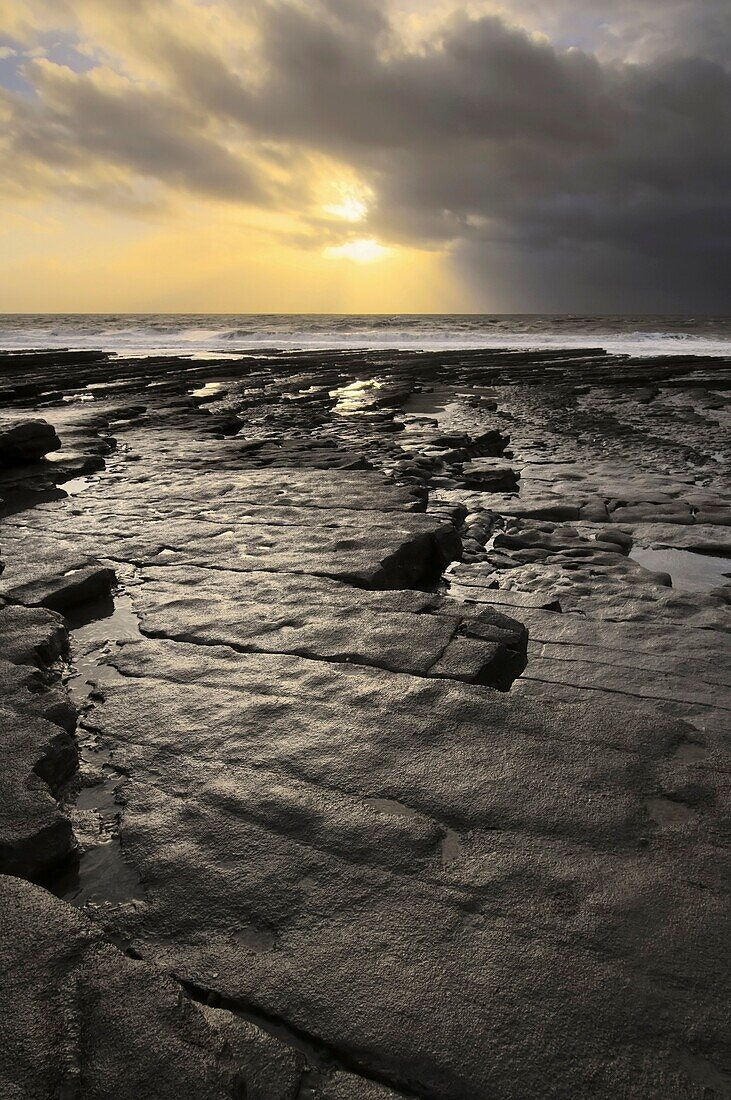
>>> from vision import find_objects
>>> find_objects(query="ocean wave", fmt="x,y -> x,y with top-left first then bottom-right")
0,314 -> 729,358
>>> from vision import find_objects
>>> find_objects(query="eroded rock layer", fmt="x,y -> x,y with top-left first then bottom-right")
0,345 -> 729,1099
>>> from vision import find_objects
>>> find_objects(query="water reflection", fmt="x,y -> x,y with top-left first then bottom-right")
630,546 -> 731,591
330,377 -> 383,414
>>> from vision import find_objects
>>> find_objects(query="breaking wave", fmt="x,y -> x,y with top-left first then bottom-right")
0,313 -> 729,358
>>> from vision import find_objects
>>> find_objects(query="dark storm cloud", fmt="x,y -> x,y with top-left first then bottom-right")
247,9 -> 614,147
504,0 -> 731,63
2,0 -> 729,306
162,3 -> 612,151
152,0 -> 729,306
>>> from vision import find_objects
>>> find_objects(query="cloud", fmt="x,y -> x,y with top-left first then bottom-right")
1,57 -> 265,209
494,0 -> 731,63
0,0 -> 729,308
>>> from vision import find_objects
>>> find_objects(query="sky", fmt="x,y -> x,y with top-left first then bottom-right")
0,0 -> 729,314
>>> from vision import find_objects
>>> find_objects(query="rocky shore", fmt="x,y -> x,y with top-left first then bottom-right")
1,345 -> 729,1099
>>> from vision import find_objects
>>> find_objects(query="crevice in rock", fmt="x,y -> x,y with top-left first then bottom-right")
520,672 -> 731,710
527,641 -> 726,687
43,584 -> 147,908
179,977 -> 429,1100
137,620 -> 467,684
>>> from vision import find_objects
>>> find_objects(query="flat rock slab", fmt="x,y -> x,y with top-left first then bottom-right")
517,609 -> 731,679
133,565 -> 525,686
160,519 -> 459,588
518,649 -> 729,711
66,463 -> 425,513
82,638 -> 730,1099
0,529 -> 115,610
4,495 -> 458,590
502,607 -> 731,748
631,523 -> 731,554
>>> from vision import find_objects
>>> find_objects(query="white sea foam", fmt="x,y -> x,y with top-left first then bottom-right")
0,314 -> 729,358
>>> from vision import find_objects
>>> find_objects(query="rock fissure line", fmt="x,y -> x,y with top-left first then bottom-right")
136,620 -> 467,682
179,979 -> 428,1100
520,672 -> 731,711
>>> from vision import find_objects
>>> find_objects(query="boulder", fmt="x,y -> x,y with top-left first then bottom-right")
0,605 -> 68,667
0,419 -> 61,465
0,707 -> 77,879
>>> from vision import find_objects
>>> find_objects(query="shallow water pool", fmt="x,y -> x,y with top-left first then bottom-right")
630,546 -> 731,591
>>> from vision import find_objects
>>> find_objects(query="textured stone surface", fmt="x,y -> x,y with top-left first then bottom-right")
0,604 -> 68,666
0,529 -> 115,610
0,876 -> 305,1100
0,707 -> 77,878
77,640 -> 727,1098
0,345 -> 728,1099
132,565 -> 526,686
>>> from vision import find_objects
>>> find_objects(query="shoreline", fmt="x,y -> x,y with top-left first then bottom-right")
1,345 -> 729,1098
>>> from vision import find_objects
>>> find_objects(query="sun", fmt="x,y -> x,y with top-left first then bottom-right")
324,238 -> 392,263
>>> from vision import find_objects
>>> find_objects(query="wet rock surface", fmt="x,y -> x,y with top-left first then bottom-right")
0,345 -> 729,1098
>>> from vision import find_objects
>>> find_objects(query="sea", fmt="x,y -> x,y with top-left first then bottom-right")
0,314 -> 729,358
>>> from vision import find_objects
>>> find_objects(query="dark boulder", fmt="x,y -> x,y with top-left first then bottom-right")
0,420 -> 61,466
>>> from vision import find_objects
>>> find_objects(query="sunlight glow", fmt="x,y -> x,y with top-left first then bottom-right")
323,196 -> 368,222
321,178 -> 371,222
324,238 -> 392,263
